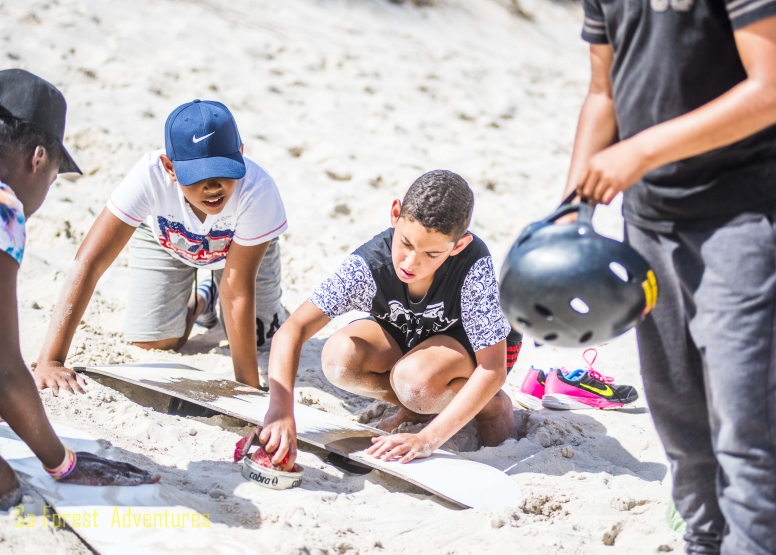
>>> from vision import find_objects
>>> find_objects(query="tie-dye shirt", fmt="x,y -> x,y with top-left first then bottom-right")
0,183 -> 26,265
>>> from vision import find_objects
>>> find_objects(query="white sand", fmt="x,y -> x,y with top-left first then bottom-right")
1,0 -> 683,553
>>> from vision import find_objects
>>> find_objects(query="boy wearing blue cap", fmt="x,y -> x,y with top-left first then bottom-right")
35,100 -> 288,392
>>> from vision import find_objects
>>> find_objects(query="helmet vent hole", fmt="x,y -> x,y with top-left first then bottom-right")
579,331 -> 593,343
609,262 -> 630,282
517,317 -> 532,328
570,298 -> 589,314
534,304 -> 554,321
543,333 -> 558,342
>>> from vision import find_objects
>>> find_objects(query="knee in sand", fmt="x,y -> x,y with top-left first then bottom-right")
391,360 -> 454,415
321,335 -> 363,389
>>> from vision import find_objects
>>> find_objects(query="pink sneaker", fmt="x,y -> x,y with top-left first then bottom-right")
542,349 -> 638,410
514,366 -> 547,411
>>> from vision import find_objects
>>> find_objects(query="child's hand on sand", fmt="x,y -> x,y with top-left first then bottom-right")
367,432 -> 438,464
61,452 -> 160,486
33,361 -> 87,395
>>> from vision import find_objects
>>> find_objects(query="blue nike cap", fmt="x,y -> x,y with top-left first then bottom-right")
164,99 -> 245,186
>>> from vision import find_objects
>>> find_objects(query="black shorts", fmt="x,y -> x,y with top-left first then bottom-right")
364,316 -> 522,373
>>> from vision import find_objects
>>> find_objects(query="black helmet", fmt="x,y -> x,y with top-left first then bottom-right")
499,201 -> 657,347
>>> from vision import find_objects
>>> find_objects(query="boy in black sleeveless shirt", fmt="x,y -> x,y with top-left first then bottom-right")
258,170 -> 522,467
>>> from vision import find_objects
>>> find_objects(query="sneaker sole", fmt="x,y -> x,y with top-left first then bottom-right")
542,393 -> 624,410
514,392 -> 544,411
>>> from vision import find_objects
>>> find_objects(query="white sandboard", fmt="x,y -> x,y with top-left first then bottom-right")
78,363 -> 521,511
0,422 -> 254,555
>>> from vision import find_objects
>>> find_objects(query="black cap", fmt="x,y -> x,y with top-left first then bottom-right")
0,69 -> 81,174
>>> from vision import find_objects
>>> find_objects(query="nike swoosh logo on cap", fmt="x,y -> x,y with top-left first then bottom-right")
193,132 -> 215,143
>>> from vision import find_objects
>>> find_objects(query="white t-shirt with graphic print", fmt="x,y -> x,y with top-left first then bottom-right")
107,150 -> 287,269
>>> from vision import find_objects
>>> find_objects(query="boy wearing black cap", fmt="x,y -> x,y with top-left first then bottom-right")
35,100 -> 288,392
0,69 -> 158,509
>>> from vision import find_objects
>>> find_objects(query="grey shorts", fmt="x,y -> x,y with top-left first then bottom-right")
124,222 -> 286,347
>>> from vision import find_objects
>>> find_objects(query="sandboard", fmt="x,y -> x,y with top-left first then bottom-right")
77,363 -> 522,511
0,422 -> 255,555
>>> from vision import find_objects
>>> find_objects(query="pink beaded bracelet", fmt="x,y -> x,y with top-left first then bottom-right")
44,447 -> 77,480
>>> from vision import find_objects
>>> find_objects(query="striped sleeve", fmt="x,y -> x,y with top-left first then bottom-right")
581,0 -> 608,44
725,0 -> 776,30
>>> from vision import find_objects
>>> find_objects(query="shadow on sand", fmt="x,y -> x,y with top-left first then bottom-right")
459,407 -> 668,484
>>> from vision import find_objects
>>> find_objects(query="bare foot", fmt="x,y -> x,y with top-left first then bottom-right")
375,407 -> 432,433
475,390 -> 517,447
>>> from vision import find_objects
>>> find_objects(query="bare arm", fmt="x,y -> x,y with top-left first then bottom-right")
563,43 -> 618,198
578,15 -> 776,204
0,253 -> 158,487
0,254 -> 66,468
219,241 -> 270,388
35,208 -> 136,394
252,301 -> 330,470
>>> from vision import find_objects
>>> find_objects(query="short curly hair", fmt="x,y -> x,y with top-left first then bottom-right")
0,115 -> 62,167
399,170 -> 474,241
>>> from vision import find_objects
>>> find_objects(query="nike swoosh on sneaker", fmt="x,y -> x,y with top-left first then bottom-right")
193,132 -> 215,143
579,383 -> 614,397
